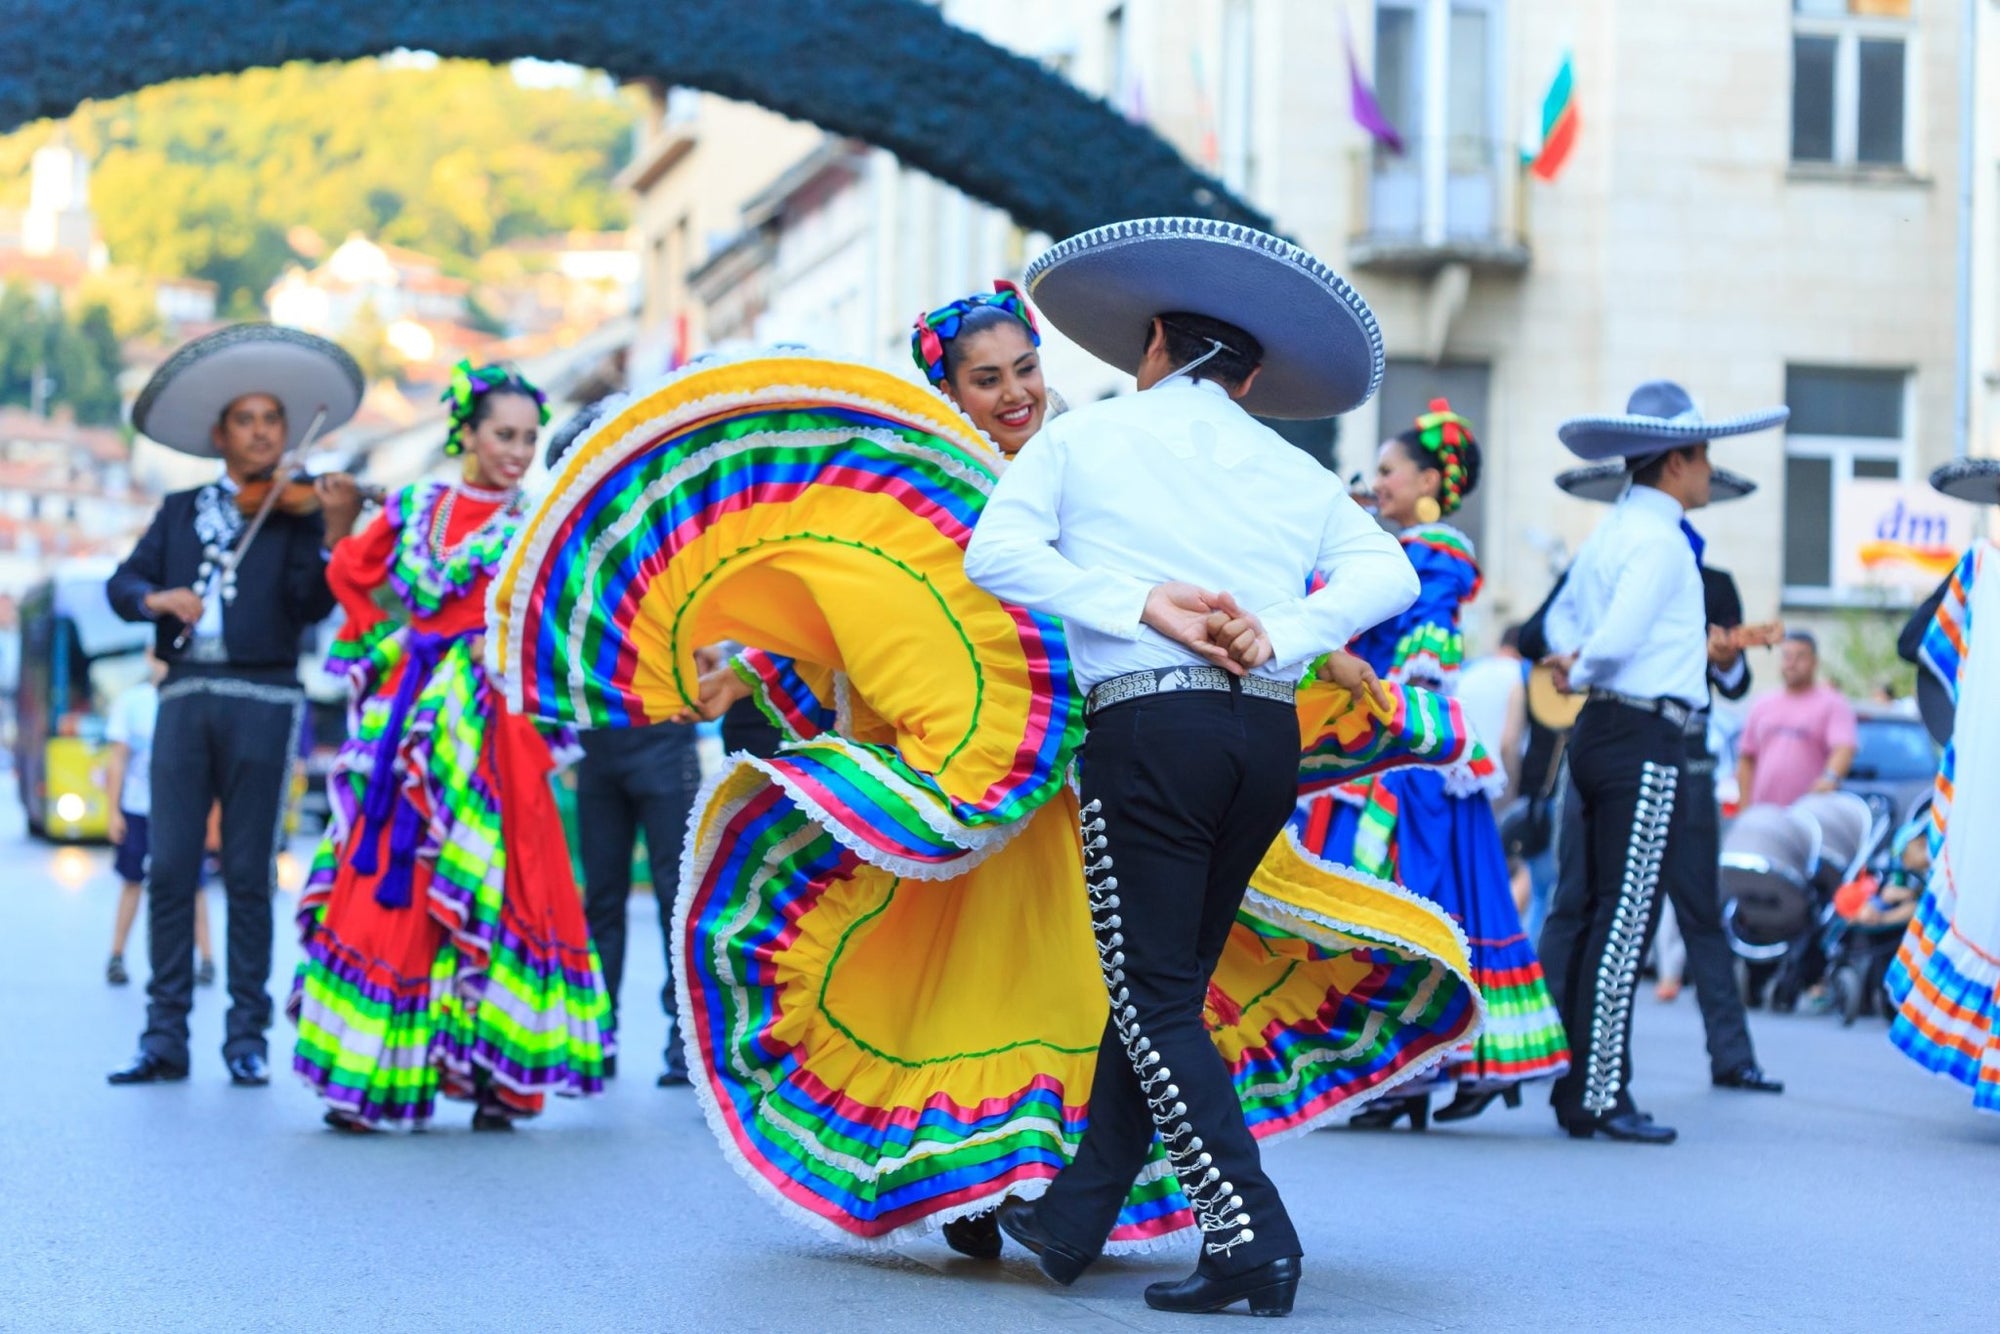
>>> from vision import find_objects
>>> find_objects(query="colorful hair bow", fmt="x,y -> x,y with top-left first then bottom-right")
909,280 -> 1041,384
1412,397 -> 1477,517
439,359 -> 551,455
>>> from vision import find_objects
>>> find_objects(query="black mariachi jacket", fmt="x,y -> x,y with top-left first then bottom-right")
107,484 -> 337,682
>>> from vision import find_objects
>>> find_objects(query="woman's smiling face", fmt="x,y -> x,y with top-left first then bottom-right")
943,322 -> 1046,455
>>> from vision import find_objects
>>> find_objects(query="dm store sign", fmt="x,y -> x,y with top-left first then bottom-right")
1834,479 -> 1976,597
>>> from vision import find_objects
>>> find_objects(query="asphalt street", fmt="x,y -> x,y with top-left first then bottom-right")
2,800 -> 1995,1333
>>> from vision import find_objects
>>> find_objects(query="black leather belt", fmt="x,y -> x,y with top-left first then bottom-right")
1587,687 -> 1708,734
1085,665 -> 1296,718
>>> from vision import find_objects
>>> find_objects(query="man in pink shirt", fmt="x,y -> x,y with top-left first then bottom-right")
1737,632 -> 1859,808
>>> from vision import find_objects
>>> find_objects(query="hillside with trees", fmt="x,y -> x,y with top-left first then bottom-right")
0,58 -> 637,316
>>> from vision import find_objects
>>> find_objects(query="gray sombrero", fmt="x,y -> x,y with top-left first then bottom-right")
1021,218 -> 1382,419
1928,457 -> 2000,505
1558,380 -> 1789,463
1556,460 -> 1759,504
132,323 -> 364,458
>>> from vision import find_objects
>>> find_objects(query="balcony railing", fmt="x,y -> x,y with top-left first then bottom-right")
1346,136 -> 1530,275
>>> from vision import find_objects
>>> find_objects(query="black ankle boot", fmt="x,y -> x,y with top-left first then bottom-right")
994,1199 -> 1092,1285
1144,1256 -> 1301,1316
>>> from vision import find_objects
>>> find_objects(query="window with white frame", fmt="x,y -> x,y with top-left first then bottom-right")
1369,0 -> 1504,242
1791,0 -> 1912,168
1782,365 -> 1909,598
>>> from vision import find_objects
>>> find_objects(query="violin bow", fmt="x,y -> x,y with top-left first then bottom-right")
171,405 -> 330,652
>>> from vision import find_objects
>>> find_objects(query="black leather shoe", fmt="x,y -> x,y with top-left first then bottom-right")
1562,1111 -> 1676,1144
994,1199 -> 1092,1286
226,1053 -> 270,1087
107,1052 -> 188,1085
942,1211 -> 1002,1260
1145,1256 -> 1302,1317
656,1068 -> 691,1088
1712,1064 -> 1784,1094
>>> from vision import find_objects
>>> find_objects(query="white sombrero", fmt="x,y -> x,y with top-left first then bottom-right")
1022,218 -> 1382,419
1558,380 -> 1789,463
1556,460 -> 1759,504
1928,457 -> 2000,506
131,323 -> 364,458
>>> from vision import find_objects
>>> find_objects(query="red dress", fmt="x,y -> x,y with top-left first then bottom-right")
288,480 -> 610,1127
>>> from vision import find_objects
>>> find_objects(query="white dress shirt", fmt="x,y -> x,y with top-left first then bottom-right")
1546,484 -> 1708,706
964,376 -> 1418,691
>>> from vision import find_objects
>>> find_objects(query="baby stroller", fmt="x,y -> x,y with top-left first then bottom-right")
1822,794 -> 1933,1025
1720,791 -> 1884,1011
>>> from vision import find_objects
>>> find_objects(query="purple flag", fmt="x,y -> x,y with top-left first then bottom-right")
1347,28 -> 1405,155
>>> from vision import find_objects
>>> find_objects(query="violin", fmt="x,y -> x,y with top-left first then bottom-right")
233,470 -> 385,518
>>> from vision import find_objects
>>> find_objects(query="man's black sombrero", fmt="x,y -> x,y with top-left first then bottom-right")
1556,460 -> 1759,504
132,323 -> 364,458
1558,380 -> 1789,464
1022,218 -> 1382,419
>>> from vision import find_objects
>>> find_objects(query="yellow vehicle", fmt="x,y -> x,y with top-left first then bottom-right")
13,561 -> 151,842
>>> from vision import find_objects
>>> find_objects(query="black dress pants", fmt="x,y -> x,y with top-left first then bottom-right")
1547,700 -> 1707,1123
576,723 -> 702,1070
1542,733 -> 1753,1080
141,676 -> 303,1067
1036,687 -> 1303,1277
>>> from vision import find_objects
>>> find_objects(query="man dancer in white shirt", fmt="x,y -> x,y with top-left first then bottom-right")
1542,382 -> 1788,1144
965,218 -> 1415,1317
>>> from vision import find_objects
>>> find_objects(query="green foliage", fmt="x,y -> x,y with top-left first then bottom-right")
1825,605 -> 1915,702
0,283 -> 124,424
0,59 -> 635,311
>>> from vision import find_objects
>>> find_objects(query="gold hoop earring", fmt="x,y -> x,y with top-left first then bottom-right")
1414,495 -> 1442,525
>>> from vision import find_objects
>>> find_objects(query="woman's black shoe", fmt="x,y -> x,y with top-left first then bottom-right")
471,1106 -> 516,1132
1348,1093 -> 1428,1131
1432,1084 -> 1522,1124
941,1211 -> 1002,1259
323,1110 -> 374,1134
994,1199 -> 1092,1285
1145,1256 -> 1301,1316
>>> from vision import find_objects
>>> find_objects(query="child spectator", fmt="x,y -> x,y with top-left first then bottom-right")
105,655 -> 214,988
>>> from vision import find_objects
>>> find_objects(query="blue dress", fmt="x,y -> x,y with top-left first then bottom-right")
1296,525 -> 1570,1090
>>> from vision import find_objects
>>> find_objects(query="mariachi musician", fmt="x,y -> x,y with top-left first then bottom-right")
1535,457 -> 1783,1105
106,324 -> 365,1089
1533,382 -> 1789,1144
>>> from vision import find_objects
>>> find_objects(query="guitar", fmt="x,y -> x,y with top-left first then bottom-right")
1528,622 -> 1786,732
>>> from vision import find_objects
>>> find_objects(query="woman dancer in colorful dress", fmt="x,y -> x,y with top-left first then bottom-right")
676,285 -> 1078,1257
289,362 -> 611,1132
685,282 -> 1052,736
1300,401 -> 1569,1129
1888,457 -> 2000,1113
490,338 -> 1487,1261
